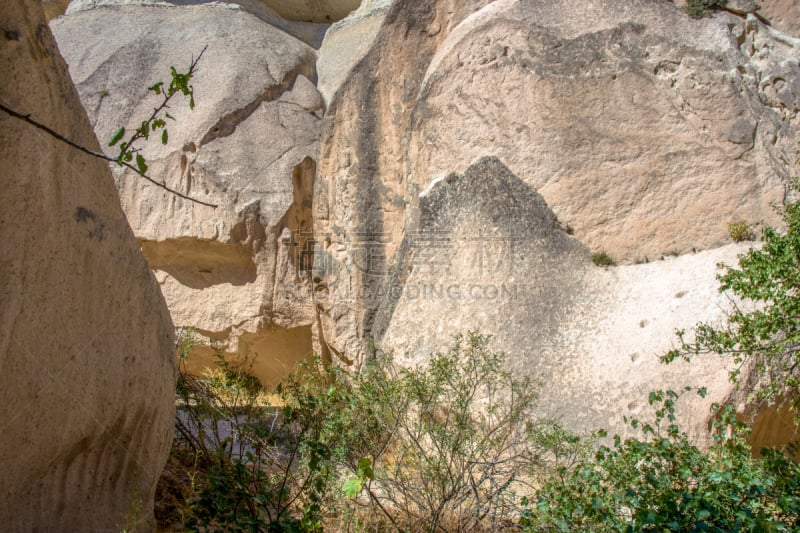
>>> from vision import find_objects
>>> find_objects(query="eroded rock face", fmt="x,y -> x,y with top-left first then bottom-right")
63,0 -> 331,47
0,1 -> 175,529
317,0 -> 392,105
52,2 -> 322,386
262,0 -> 360,23
312,0 -> 799,437
758,0 -> 800,36
314,0 -> 799,361
378,157 -> 739,442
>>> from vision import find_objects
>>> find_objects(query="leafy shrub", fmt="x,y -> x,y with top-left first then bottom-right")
728,220 -> 755,242
592,251 -> 615,266
280,332 -> 547,532
161,331 -> 551,532
163,330 -> 324,532
685,0 -> 728,17
666,179 -> 800,412
521,389 -> 800,532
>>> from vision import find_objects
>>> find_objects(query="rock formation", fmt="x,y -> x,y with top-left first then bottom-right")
0,1 -> 175,530
317,0 -> 392,105
263,0 -> 360,23
61,0 -> 332,48
312,0 -> 799,437
758,0 -> 800,36
52,1 -> 325,386
49,0 -> 800,441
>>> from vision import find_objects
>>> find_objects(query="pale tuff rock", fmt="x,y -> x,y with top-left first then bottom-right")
261,0 -> 360,23
757,0 -> 800,36
317,0 -> 392,105
62,0 -> 330,48
312,0 -> 799,438
379,158 -> 738,444
672,0 -> 800,36
52,3 -> 322,386
0,1 -> 175,529
65,0 -> 358,24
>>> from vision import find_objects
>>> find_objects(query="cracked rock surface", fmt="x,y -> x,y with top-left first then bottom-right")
52,2 -> 322,384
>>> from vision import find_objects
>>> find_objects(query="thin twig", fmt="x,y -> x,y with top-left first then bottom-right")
0,100 -> 217,208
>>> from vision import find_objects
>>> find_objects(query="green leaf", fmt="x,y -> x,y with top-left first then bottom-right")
148,81 -> 164,95
342,477 -> 362,498
161,129 -> 168,145
135,154 -> 148,175
357,457 -> 374,480
108,127 -> 125,147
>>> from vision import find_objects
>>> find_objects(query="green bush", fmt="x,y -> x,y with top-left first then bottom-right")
592,251 -> 615,266
728,220 -> 755,242
521,389 -> 800,532
281,332 -> 547,532
163,332 -> 552,532
685,0 -> 728,17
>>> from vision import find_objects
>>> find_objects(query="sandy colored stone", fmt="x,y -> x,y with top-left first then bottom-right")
0,1 -> 175,530
41,0 -> 71,20
64,0 -> 330,47
317,0 -> 391,105
314,0 -> 799,361
261,0 -> 359,22
312,0 -> 799,439
758,0 -> 800,36
52,3 -> 322,386
67,0 -> 359,24
378,158 -> 740,443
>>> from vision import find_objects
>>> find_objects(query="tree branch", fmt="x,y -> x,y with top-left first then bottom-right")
0,101 -> 217,208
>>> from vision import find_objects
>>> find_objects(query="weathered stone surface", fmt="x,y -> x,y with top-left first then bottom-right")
317,0 -> 391,105
67,0 -> 359,25
41,0 -> 71,20
758,0 -> 800,36
64,0 -> 330,47
52,3 -> 322,386
408,0 -> 797,262
674,0 -> 800,36
312,0 -> 799,437
263,0 -> 360,23
378,158 -> 738,442
726,0 -> 761,15
0,1 -> 175,529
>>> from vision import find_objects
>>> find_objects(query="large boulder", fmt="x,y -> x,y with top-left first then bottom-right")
0,1 -> 175,530
312,0 -> 799,437
52,2 -> 324,386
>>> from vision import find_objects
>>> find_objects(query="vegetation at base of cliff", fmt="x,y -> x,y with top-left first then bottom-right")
728,220 -> 756,242
685,0 -> 728,18
665,179 -> 800,414
157,148 -> 800,532
521,391 -> 800,532
160,332 -> 556,531
158,334 -> 800,532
